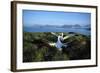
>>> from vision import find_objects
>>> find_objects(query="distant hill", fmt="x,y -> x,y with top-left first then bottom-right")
24,24 -> 90,29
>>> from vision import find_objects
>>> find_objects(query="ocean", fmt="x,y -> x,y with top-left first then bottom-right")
24,26 -> 90,36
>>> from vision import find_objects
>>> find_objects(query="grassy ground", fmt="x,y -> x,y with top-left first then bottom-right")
23,32 -> 91,62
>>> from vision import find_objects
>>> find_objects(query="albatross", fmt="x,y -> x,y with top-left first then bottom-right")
49,32 -> 74,51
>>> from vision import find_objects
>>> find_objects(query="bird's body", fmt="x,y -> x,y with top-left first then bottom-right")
55,36 -> 66,51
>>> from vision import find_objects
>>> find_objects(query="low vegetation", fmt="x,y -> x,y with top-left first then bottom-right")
23,32 -> 91,62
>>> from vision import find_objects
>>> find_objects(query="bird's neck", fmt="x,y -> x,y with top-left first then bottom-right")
58,36 -> 62,43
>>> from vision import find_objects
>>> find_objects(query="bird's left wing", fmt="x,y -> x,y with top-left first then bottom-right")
51,32 -> 58,37
63,35 -> 70,40
63,34 -> 74,40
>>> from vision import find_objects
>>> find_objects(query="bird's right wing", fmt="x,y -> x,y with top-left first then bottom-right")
48,42 -> 55,46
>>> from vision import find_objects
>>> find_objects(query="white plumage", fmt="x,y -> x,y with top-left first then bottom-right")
49,32 -> 74,51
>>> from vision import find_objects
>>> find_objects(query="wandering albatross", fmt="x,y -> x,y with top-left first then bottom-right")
49,32 -> 74,51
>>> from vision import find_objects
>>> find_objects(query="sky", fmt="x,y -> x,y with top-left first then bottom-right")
23,10 -> 91,27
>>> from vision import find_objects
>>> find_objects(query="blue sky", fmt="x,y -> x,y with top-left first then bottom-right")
23,10 -> 91,26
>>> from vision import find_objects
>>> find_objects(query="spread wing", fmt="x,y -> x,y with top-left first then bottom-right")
48,43 -> 56,46
63,34 -> 75,40
63,36 -> 70,40
51,32 -> 58,37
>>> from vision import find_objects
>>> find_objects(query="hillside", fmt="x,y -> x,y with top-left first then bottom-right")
23,32 -> 91,62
